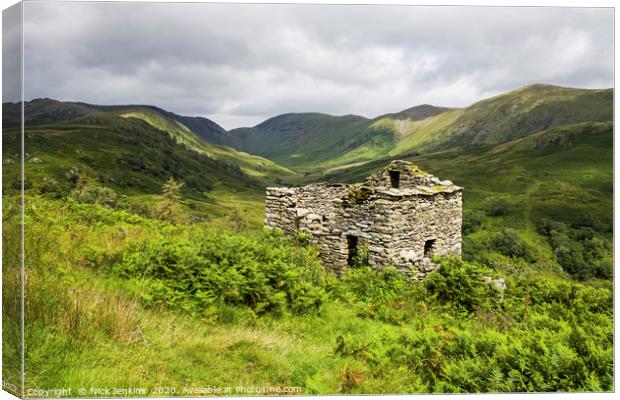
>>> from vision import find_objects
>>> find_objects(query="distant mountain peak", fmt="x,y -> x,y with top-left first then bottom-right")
512,82 -> 612,94
391,104 -> 455,121
520,83 -> 562,90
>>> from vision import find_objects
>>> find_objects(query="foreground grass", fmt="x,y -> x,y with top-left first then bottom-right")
3,195 -> 612,396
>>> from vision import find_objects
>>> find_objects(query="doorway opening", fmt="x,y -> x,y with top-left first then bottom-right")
424,239 -> 436,258
346,235 -> 358,267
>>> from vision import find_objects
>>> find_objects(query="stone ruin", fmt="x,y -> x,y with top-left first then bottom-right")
264,160 -> 463,278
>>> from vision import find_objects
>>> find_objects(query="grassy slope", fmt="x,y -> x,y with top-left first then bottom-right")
117,108 -> 295,179
321,122 -> 613,271
228,113 -> 396,168
2,99 -> 296,228
227,85 -> 612,169
3,99 -> 295,182
3,115 -> 267,229
13,196 -> 612,394
433,84 -> 613,150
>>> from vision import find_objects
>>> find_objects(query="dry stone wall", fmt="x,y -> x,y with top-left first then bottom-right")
265,161 -> 462,278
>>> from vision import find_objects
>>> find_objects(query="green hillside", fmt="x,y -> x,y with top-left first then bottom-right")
431,84 -> 612,150
113,108 -> 294,179
384,104 -> 456,121
227,84 -> 612,169
2,108 -> 276,228
228,113 -> 391,167
321,121 -> 613,279
3,99 -> 295,182
2,85 -> 614,395
3,98 -> 96,127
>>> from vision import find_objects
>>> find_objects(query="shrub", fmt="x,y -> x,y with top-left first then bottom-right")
424,258 -> 502,313
538,218 -> 612,280
594,258 -> 613,280
73,185 -> 118,207
155,177 -> 184,223
112,229 -> 329,316
351,243 -> 369,267
477,251 -> 532,275
537,218 -> 567,236
116,198 -> 154,218
490,229 -> 536,262
11,179 -> 32,190
341,266 -> 409,307
484,197 -> 511,217
227,207 -> 248,233
38,178 -> 63,198
461,236 -> 488,261
462,210 -> 486,235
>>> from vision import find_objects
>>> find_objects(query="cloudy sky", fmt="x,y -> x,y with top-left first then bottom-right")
8,2 -> 615,129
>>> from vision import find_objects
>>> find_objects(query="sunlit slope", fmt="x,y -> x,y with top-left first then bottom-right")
324,121 -> 613,229
227,84 -> 612,169
2,114 -> 261,199
431,84 -> 612,150
228,113 -> 388,167
2,98 -> 295,182
117,108 -> 295,179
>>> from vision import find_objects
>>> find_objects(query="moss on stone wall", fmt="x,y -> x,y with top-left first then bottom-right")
347,186 -> 373,202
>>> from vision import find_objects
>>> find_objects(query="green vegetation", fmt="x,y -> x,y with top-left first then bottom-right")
537,218 -> 613,280
2,196 -> 22,396
117,108 -> 295,179
2,84 -> 614,395
2,194 -> 611,395
227,84 -> 612,169
228,113 -> 390,168
2,107 -> 271,229
113,228 -> 328,316
2,98 -> 295,184
325,122 -> 613,282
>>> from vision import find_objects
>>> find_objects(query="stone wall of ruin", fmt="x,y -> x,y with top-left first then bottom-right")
366,191 -> 462,277
365,160 -> 454,191
265,182 -> 462,278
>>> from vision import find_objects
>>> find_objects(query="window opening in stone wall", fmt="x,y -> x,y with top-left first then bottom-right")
389,170 -> 400,189
346,235 -> 358,267
424,239 -> 436,258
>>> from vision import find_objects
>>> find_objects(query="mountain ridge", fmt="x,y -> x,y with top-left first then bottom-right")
224,83 -> 613,167
5,83 -> 613,171
2,98 -> 294,181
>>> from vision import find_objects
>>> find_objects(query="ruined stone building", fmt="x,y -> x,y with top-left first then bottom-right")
264,161 -> 462,278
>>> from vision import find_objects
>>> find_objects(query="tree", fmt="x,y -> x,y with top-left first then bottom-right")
156,177 -> 184,223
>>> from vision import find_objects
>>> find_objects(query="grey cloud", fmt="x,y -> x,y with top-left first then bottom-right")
16,2 -> 614,129
3,2 -> 22,103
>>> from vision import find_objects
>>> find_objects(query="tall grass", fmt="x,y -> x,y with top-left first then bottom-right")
9,194 -> 614,395
2,196 -> 23,396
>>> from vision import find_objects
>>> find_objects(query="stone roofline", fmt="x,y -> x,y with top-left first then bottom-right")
266,177 -> 463,199
266,160 -> 463,196
266,183 -> 462,198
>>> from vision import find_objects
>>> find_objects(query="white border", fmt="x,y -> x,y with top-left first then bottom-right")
0,1 -> 616,400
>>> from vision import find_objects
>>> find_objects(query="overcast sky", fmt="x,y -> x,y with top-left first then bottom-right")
8,2 -> 615,129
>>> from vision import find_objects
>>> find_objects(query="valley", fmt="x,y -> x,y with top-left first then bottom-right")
2,83 -> 614,394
